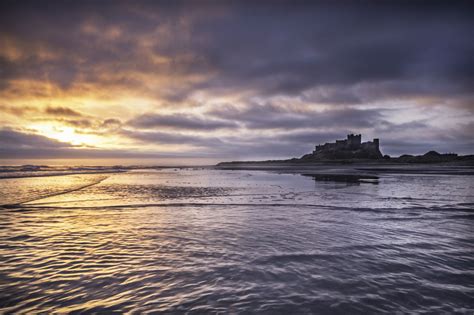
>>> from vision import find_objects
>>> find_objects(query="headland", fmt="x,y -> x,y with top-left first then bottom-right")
216,134 -> 474,177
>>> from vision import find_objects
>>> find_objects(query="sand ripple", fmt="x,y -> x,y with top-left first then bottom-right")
0,169 -> 473,313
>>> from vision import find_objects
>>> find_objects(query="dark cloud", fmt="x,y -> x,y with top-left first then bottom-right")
0,128 -> 72,149
56,118 -> 93,128
375,120 -> 428,134
0,105 -> 85,119
101,118 -> 122,128
208,103 -> 383,130
1,1 -> 472,105
186,1 -> 474,105
120,128 -> 226,148
128,113 -> 238,130
0,104 -> 37,116
45,106 -> 83,117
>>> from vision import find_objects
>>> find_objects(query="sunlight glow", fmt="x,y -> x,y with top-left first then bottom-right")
29,124 -> 100,146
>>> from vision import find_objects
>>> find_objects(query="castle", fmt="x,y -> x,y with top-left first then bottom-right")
302,134 -> 383,160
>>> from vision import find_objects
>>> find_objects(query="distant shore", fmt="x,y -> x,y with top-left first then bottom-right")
217,150 -> 474,170
215,160 -> 474,177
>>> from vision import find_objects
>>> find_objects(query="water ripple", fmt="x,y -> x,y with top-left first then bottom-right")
0,169 -> 473,313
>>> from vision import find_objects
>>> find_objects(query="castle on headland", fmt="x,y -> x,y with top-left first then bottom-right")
302,134 -> 383,160
216,133 -> 473,166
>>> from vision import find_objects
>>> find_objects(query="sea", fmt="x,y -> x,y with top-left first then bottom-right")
0,166 -> 473,313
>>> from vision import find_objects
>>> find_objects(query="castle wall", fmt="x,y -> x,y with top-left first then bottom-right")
312,134 -> 383,159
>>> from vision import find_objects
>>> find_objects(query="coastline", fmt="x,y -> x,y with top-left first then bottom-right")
215,160 -> 474,176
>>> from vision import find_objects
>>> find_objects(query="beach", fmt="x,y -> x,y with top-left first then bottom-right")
1,166 -> 473,313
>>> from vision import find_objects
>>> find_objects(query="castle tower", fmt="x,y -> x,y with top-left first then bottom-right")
355,134 -> 361,147
373,138 -> 379,149
347,134 -> 361,149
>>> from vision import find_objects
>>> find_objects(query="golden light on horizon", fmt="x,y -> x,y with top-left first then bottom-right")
29,124 -> 101,147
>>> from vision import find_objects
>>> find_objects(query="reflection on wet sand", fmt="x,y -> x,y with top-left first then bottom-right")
303,173 -> 379,184
0,168 -> 473,313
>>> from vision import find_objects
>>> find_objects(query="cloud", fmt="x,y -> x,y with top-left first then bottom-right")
0,128 -> 73,149
207,103 -> 384,130
128,113 -> 238,130
120,128 -> 226,148
54,118 -> 94,128
1,1 -> 472,106
101,118 -> 122,128
45,106 -> 83,117
0,104 -> 37,116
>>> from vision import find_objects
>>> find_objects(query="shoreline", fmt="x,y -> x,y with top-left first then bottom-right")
215,161 -> 474,176
0,169 -> 128,180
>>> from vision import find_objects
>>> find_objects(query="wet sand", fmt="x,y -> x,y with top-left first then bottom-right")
215,162 -> 474,177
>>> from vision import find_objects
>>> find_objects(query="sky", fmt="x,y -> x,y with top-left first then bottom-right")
1,0 -> 473,165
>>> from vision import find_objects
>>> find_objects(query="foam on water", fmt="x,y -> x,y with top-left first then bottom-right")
0,168 -> 473,313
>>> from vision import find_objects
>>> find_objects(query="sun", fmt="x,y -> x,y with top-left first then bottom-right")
28,123 -> 101,146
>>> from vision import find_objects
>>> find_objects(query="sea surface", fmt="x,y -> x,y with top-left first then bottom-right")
0,167 -> 473,313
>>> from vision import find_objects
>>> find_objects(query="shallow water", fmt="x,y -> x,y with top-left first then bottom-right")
0,168 -> 473,313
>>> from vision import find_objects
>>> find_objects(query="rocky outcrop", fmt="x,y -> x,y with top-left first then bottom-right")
395,151 -> 460,163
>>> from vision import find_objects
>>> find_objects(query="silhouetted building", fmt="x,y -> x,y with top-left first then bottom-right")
302,134 -> 383,160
